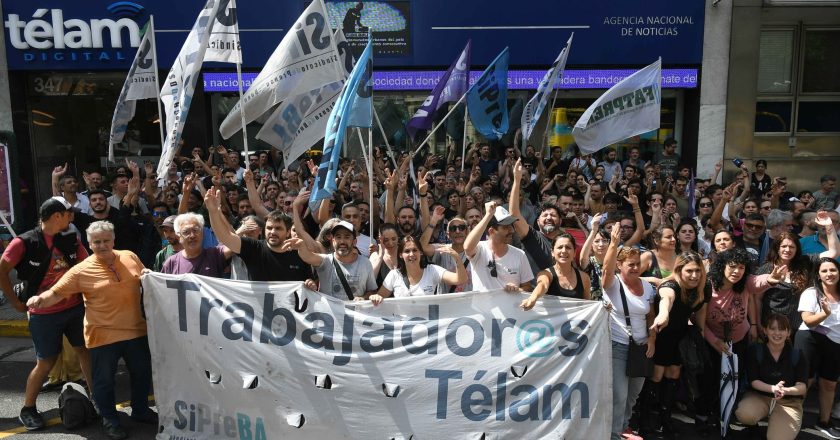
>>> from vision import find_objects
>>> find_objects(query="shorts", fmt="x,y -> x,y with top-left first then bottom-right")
28,303 -> 86,359
794,329 -> 840,381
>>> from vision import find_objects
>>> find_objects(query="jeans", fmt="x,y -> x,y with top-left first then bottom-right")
90,336 -> 153,426
612,340 -> 646,440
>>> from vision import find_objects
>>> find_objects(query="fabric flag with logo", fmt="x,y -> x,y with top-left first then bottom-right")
219,0 -> 345,139
310,39 -> 373,205
156,0 -> 223,177
204,0 -> 242,64
345,33 -> 373,128
406,40 -> 471,140
109,21 -> 158,162
255,30 -> 353,163
466,47 -> 510,141
572,58 -> 662,154
521,34 -> 573,143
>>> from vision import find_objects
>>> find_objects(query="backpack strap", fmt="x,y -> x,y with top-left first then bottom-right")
331,257 -> 356,301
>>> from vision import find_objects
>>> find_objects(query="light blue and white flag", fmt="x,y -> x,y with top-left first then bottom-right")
346,33 -> 373,128
521,34 -> 573,143
572,58 -> 662,154
157,0 -> 223,177
466,47 -> 509,140
108,21 -> 158,162
310,38 -> 373,205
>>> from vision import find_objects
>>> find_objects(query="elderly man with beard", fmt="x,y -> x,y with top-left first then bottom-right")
465,202 -> 533,292
205,187 -> 309,281
509,159 -> 564,274
161,213 -> 232,277
420,206 -> 472,292
284,221 -> 377,300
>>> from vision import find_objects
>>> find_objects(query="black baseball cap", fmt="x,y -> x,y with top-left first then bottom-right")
39,196 -> 71,221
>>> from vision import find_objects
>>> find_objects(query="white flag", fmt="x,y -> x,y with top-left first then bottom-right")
218,0 -> 345,139
572,58 -> 662,154
109,22 -> 158,162
521,34 -> 572,143
157,0 -> 223,177
204,0 -> 242,64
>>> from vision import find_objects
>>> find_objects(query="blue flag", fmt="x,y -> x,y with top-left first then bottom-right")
310,39 -> 374,205
346,33 -> 373,128
467,47 -> 509,140
406,40 -> 471,140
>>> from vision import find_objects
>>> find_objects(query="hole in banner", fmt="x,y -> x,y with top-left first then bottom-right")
315,374 -> 333,389
286,413 -> 305,428
205,370 -> 222,384
510,365 -> 528,378
243,374 -> 259,389
294,290 -> 308,313
382,383 -> 400,398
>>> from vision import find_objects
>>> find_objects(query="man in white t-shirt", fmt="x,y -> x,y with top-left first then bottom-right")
464,202 -> 534,292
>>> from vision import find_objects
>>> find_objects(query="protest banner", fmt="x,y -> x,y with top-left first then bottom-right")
143,273 -> 612,439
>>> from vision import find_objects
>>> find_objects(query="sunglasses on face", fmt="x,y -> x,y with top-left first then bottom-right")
699,202 -> 713,208
152,212 -> 167,218
488,259 -> 498,278
745,223 -> 765,230
448,224 -> 467,232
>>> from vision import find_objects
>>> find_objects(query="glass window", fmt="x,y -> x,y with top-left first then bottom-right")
757,30 -> 794,94
802,30 -> 840,93
755,101 -> 792,133
796,101 -> 840,133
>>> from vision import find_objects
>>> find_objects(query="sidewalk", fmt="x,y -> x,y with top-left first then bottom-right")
0,296 -> 28,337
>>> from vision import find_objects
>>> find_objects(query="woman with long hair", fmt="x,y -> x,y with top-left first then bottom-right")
368,235 -> 466,303
602,225 -> 659,440
580,213 -> 609,301
695,247 -> 785,434
735,313 -> 807,440
521,234 -> 592,310
644,252 -> 709,437
641,226 -> 678,280
370,223 -> 401,286
756,212 -> 838,332
675,219 -> 706,256
795,258 -> 840,438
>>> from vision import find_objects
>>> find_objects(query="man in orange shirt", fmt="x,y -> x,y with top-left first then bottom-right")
28,220 -> 153,440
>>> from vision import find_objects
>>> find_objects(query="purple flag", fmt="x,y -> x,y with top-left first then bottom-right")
406,40 -> 471,140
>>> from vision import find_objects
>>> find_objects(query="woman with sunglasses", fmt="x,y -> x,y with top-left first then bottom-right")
642,251 -> 709,437
695,247 -> 786,434
602,224 -> 658,440
520,233 -> 591,310
755,212 -> 837,333
368,236 -> 466,304
580,213 -> 609,301
796,258 -> 840,438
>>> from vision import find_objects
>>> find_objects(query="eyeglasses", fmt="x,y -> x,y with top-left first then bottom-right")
744,223 -> 765,230
488,259 -> 498,278
179,227 -> 202,237
699,202 -> 714,208
152,212 -> 167,218
448,224 -> 467,232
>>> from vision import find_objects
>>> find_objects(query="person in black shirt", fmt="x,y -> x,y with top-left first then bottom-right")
204,187 -> 309,281
735,313 -> 807,439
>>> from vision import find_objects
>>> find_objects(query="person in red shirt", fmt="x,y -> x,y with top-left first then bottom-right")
0,197 -> 91,431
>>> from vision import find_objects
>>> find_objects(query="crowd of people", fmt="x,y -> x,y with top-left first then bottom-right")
3,138 -> 840,440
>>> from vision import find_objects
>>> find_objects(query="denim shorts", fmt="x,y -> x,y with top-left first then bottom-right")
28,303 -> 86,359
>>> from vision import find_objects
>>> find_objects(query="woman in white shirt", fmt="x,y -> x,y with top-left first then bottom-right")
795,257 -> 840,438
368,236 -> 466,304
602,224 -> 659,440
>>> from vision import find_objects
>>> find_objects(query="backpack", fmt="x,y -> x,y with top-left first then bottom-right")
58,382 -> 97,429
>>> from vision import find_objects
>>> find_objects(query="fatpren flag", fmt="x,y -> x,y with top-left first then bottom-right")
466,47 -> 510,141
521,34 -> 573,143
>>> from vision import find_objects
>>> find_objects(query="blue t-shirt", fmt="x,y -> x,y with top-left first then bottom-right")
799,234 -> 840,261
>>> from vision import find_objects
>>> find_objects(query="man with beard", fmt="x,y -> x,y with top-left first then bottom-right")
204,187 -> 309,281
464,202 -> 533,291
152,216 -> 181,272
284,221 -> 377,300
396,206 -> 420,237
341,203 -> 375,257
422,208 -> 473,292
509,159 -> 563,273
161,213 -> 232,277
73,189 -> 136,252
598,148 -> 622,182
51,163 -> 91,214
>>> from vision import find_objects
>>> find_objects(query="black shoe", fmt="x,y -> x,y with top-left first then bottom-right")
102,420 -> 128,440
19,406 -> 45,431
40,379 -> 65,392
817,421 -> 840,439
130,409 -> 158,425
694,416 -> 710,437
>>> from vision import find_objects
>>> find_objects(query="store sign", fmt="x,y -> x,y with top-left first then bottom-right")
4,6 -> 142,64
204,68 -> 698,92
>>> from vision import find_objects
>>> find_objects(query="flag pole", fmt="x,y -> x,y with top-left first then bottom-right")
411,92 -> 468,157
368,126 -> 374,234
149,15 -> 166,151
232,0 -> 249,158
541,86 -> 560,157
461,104 -> 469,173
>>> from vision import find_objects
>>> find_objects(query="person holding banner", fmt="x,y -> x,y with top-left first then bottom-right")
520,232 -> 591,310
464,202 -> 534,292
368,236 -> 466,303
601,223 -> 657,440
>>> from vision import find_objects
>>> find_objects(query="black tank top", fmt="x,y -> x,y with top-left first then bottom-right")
546,266 -> 584,299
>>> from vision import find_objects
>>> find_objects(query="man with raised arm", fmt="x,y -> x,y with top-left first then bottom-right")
464,201 -> 533,292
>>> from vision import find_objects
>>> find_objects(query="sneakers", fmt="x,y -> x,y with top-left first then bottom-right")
817,421 -> 840,439
621,427 -> 644,440
102,420 -> 128,440
18,406 -> 45,431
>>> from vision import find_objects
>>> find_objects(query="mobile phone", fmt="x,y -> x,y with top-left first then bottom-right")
732,158 -> 744,168
652,179 -> 657,186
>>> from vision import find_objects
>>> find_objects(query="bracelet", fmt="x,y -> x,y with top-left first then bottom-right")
458,193 -> 466,197
419,192 -> 427,197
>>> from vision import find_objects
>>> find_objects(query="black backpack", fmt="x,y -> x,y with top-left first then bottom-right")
58,382 -> 97,429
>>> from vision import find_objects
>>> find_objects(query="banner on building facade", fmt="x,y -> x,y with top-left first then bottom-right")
142,273 -> 612,440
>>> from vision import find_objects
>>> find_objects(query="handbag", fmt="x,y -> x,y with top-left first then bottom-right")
618,281 -> 654,378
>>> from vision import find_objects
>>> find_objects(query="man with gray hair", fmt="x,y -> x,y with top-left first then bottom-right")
161,213 -> 232,277
765,209 -> 795,244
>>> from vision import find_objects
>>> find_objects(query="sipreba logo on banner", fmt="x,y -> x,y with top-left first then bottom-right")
4,3 -> 144,64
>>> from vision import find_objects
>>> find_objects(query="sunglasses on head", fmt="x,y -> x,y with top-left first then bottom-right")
448,224 -> 467,232
487,259 -> 498,278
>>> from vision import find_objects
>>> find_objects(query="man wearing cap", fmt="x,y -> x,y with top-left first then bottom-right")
655,138 -> 681,181
153,216 -> 181,272
204,187 -> 310,281
464,201 -> 534,292
0,197 -> 92,431
284,221 -> 377,300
